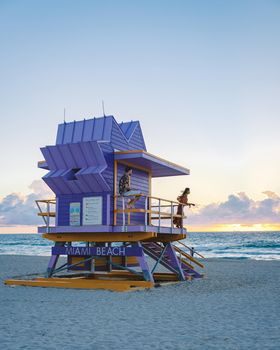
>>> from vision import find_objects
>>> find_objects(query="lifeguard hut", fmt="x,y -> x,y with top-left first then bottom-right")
5,116 -> 204,291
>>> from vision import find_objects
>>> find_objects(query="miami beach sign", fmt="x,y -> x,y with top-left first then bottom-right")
52,246 -> 142,256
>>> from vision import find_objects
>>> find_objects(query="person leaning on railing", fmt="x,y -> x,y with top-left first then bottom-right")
119,166 -> 142,209
173,187 -> 195,228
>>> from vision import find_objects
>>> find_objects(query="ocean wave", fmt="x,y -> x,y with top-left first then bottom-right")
1,232 -> 280,260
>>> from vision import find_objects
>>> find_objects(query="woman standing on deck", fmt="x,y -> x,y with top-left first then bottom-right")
173,187 -> 195,228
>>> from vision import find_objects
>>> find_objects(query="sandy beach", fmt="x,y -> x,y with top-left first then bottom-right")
0,256 -> 279,350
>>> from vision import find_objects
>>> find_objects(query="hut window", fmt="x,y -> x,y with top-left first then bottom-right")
67,168 -> 81,181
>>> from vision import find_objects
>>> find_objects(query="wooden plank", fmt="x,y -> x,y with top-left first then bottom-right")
114,194 -> 184,206
4,278 -> 154,291
117,160 -> 152,174
114,208 -> 149,213
114,150 -> 190,174
114,209 -> 180,216
37,212 -> 56,217
43,232 -> 157,242
115,150 -> 145,154
36,199 -> 56,204
144,233 -> 186,242
151,215 -> 185,219
151,204 -> 181,208
153,273 -> 180,282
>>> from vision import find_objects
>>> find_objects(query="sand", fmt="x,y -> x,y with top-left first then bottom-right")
0,255 -> 279,350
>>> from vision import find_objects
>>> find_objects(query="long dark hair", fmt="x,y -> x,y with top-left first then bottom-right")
182,187 -> 190,196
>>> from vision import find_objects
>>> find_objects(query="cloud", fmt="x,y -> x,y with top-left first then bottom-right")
0,180 -> 53,226
1,182 -> 279,228
262,191 -> 280,200
187,191 -> 280,226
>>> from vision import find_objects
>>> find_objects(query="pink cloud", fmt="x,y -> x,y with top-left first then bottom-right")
187,191 -> 280,225
0,181 -> 53,225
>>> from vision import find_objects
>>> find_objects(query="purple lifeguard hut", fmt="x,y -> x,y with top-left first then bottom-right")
6,116 -> 204,291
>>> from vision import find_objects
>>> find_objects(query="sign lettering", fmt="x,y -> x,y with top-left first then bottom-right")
52,246 -> 142,257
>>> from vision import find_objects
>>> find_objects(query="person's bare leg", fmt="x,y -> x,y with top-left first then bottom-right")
128,195 -> 141,208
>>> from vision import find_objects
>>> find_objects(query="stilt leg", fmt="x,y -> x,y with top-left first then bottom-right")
164,243 -> 186,281
46,255 -> 59,277
46,242 -> 65,277
135,242 -> 154,282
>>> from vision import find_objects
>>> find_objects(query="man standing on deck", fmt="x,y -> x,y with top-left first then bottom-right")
119,166 -> 142,208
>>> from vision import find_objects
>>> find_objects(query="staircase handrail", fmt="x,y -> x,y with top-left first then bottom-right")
176,240 -> 205,259
173,246 -> 204,269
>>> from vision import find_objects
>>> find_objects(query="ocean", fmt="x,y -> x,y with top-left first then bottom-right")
0,231 -> 280,260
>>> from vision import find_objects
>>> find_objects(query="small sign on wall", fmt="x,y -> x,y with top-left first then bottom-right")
69,202 -> 81,226
83,196 -> 103,225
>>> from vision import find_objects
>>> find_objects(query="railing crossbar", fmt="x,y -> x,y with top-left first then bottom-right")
114,193 -> 186,229
36,199 -> 56,230
176,241 -> 205,259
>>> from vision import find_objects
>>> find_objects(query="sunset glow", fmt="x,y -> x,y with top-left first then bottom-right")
188,224 -> 280,233
1,223 -> 280,234
0,226 -> 37,234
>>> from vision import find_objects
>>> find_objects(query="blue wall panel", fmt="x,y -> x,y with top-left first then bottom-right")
57,192 -> 110,226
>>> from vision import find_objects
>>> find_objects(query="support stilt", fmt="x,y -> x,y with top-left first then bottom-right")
164,243 -> 186,281
46,242 -> 65,277
135,242 -> 154,282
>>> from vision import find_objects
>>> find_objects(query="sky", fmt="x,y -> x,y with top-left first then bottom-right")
0,0 -> 279,232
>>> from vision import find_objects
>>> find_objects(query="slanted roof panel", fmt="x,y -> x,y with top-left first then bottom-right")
118,121 -> 146,150
103,116 -> 113,140
56,116 -> 114,145
72,121 -> 84,143
56,123 -> 65,144
82,119 -> 95,141
55,116 -> 146,151
119,122 -> 129,135
119,121 -> 138,139
127,124 -> 146,151
114,151 -> 189,177
92,117 -> 104,140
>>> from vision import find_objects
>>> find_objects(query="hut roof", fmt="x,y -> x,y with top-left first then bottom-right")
55,116 -> 146,151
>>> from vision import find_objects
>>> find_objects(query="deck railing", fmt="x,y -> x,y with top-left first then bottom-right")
114,194 -> 189,233
37,195 -> 190,234
36,199 -> 56,232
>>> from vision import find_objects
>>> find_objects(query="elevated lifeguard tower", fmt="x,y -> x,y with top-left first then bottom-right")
5,116 -> 204,291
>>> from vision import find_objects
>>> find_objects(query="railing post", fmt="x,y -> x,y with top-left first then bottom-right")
47,201 -> 50,233
113,195 -> 116,226
158,198 -> 161,229
181,204 -> 184,234
122,196 -> 125,229
145,195 -> 148,226
36,200 -> 47,226
171,201 -> 174,234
